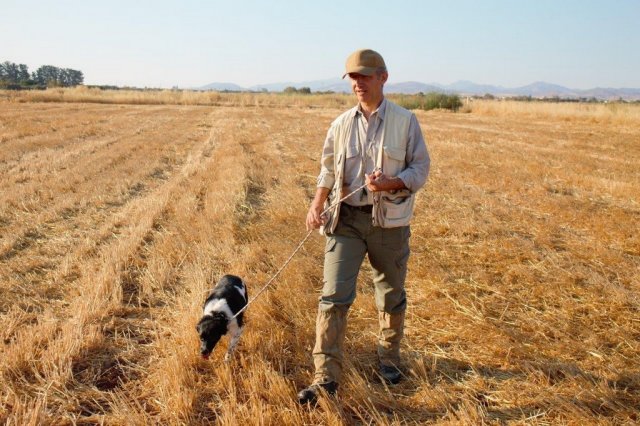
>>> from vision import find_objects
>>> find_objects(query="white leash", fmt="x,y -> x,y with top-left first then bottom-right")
231,182 -> 370,319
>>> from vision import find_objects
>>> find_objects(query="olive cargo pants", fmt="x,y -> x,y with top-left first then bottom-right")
313,204 -> 410,384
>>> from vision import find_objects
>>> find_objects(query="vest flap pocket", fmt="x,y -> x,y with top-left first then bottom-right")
383,189 -> 412,202
379,194 -> 415,227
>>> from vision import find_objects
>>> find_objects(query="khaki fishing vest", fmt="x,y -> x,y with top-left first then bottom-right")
321,101 -> 415,235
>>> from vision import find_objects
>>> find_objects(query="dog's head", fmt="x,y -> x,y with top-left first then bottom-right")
196,312 -> 228,359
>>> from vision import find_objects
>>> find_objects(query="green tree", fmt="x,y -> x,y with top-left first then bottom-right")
34,65 -> 60,86
0,61 -> 19,83
17,64 -> 30,83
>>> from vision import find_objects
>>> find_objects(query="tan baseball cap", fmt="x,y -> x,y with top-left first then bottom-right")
342,49 -> 386,79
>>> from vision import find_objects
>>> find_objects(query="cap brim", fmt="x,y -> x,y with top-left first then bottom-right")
342,66 -> 376,79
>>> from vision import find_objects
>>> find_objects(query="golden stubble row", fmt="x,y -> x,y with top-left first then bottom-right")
1,99 -> 639,424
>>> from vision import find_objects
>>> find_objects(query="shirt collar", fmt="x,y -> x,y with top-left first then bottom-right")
351,98 -> 387,120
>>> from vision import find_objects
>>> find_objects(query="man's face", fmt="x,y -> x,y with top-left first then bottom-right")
348,71 -> 388,105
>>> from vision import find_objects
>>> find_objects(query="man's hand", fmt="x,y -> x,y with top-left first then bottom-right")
306,187 -> 331,231
365,170 -> 407,192
306,201 -> 327,231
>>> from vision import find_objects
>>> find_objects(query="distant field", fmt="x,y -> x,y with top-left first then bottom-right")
1,92 -> 638,424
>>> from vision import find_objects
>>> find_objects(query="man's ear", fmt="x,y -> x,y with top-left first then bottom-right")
379,72 -> 388,85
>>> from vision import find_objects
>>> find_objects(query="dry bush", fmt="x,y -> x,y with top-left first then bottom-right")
0,98 -> 638,425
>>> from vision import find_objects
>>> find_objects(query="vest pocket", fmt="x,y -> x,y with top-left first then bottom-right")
382,145 -> 406,177
380,192 -> 415,227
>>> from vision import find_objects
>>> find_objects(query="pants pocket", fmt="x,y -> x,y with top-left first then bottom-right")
325,237 -> 337,253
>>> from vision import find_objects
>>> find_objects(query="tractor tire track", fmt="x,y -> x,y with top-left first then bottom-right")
53,117 -> 221,422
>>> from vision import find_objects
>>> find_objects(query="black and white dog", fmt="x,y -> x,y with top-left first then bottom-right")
196,274 -> 247,361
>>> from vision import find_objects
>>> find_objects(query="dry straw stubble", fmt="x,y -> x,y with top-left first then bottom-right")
0,91 -> 639,424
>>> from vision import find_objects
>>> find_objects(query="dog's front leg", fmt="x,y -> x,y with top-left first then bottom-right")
224,327 -> 244,363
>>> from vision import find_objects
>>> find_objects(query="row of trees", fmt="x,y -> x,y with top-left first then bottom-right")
0,61 -> 84,88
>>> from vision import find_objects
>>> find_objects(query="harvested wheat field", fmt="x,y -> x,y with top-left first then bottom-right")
1,92 -> 639,425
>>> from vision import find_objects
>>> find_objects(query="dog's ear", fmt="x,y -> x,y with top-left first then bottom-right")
195,318 -> 206,335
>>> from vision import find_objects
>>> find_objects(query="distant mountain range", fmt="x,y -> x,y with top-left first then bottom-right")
195,78 -> 640,101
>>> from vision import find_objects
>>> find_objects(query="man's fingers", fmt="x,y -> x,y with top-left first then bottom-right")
367,177 -> 381,192
306,209 -> 326,231
366,172 -> 390,192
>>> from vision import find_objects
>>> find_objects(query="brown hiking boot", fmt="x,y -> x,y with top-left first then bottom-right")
379,364 -> 402,385
297,381 -> 338,405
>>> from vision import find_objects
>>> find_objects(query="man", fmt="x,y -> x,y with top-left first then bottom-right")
298,49 -> 430,405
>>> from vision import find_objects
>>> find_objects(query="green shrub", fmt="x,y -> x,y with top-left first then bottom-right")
283,86 -> 311,95
390,92 -> 462,111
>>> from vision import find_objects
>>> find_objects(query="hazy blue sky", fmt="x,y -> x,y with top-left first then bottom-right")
2,0 -> 638,89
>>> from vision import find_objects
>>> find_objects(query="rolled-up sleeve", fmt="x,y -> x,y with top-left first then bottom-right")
317,124 -> 336,189
397,114 -> 430,192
